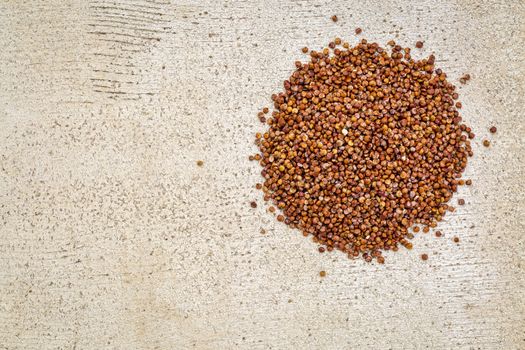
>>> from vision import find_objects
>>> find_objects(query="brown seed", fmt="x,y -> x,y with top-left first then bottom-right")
415,41 -> 424,48
268,206 -> 276,213
465,179 -> 472,186
355,27 -> 362,34
255,39 -> 472,262
260,228 -> 266,234
455,102 -> 462,108
250,201 -> 257,208
483,139 -> 490,147
435,231 -> 442,237
423,226 -> 430,233
319,270 -> 326,277
331,15 -> 338,22
489,126 -> 497,133
453,236 -> 460,243
262,107 -> 269,114
255,183 -> 262,190
302,47 -> 308,53
421,253 -> 428,261
196,160 -> 204,166
318,246 -> 325,253
458,198 -> 465,205
334,37 -> 342,45
377,256 -> 385,264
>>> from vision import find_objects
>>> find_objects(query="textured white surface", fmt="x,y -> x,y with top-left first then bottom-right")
0,0 -> 524,349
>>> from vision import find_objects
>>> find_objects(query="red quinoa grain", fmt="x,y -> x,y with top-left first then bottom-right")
254,39 -> 472,262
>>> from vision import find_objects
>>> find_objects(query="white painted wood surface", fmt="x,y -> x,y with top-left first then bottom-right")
0,0 -> 523,349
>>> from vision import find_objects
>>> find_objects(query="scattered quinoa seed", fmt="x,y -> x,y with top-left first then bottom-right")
435,231 -> 442,237
458,199 -> 465,205
490,126 -> 497,133
415,41 -> 424,48
250,201 -> 257,208
331,15 -> 338,22
196,160 -> 204,166
421,254 -> 428,261
355,27 -> 362,34
319,270 -> 326,277
466,179 -> 472,185
302,47 -> 308,53
483,140 -> 491,147
453,237 -> 460,243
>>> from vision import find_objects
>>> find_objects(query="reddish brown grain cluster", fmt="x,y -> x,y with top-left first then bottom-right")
254,39 -> 473,262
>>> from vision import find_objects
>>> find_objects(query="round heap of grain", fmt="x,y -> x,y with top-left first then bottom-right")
254,39 -> 473,263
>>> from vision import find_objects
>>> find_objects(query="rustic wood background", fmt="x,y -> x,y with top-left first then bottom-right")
0,0 -> 523,349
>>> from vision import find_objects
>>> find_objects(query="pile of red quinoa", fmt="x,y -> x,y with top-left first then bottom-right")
253,38 -> 473,263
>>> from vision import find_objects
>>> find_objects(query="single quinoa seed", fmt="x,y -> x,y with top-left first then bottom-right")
489,126 -> 497,133
319,270 -> 327,277
453,237 -> 460,243
483,140 -> 491,147
302,47 -> 309,53
250,201 -> 257,208
331,15 -> 338,22
196,160 -> 204,166
435,231 -> 442,237
458,199 -> 465,205
254,39 -> 473,262
355,27 -> 362,34
465,179 -> 472,186
421,253 -> 428,261
415,41 -> 424,48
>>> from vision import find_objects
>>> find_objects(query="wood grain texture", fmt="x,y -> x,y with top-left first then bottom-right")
0,0 -> 523,349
